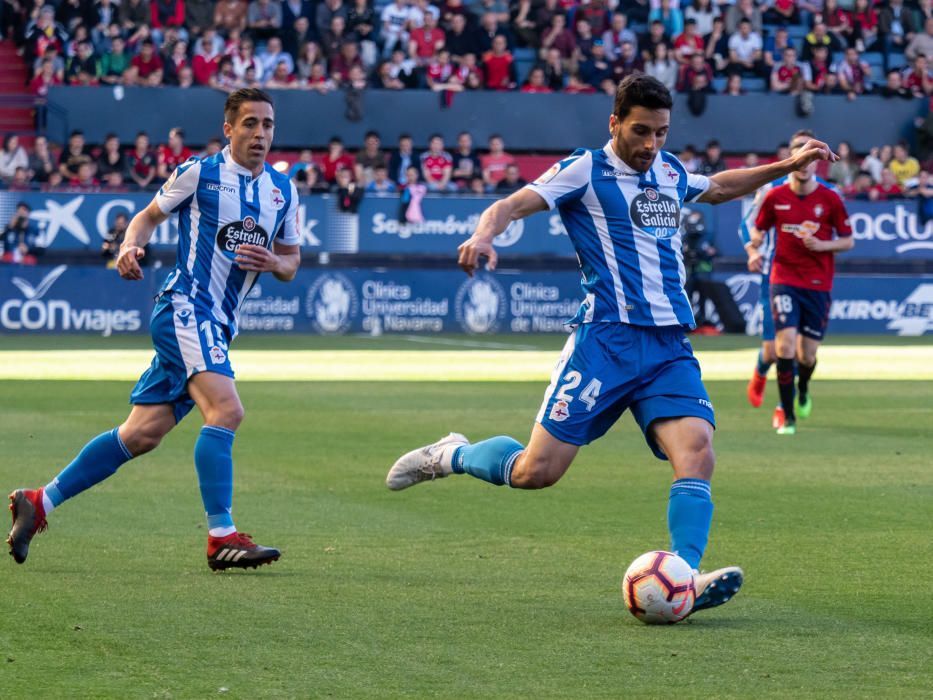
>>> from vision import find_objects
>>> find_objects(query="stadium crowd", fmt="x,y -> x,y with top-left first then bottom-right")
1,0 -> 933,98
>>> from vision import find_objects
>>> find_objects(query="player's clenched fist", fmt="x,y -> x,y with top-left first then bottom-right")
457,236 -> 497,277
117,245 -> 146,280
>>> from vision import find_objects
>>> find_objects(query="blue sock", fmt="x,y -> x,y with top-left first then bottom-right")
755,350 -> 772,377
44,428 -> 133,507
194,426 -> 236,533
451,436 -> 524,486
667,478 -> 713,571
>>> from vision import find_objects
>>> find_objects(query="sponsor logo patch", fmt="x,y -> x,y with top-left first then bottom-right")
630,189 -> 680,239
216,219 -> 270,261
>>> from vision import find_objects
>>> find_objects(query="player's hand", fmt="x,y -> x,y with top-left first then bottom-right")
791,139 -> 839,169
235,243 -> 279,273
746,250 -> 763,272
457,236 -> 497,277
802,236 -> 828,252
117,245 -> 145,280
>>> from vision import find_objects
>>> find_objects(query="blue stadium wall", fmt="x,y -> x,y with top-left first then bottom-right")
0,192 -> 930,336
47,87 -> 924,152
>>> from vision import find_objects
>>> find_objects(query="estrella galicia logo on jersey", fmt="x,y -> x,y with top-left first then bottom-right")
630,189 -> 680,239
216,219 -> 270,261
305,272 -> 358,334
455,275 -> 506,334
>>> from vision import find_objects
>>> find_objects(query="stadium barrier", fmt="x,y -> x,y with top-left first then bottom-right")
4,192 -> 933,261
1,265 -> 929,336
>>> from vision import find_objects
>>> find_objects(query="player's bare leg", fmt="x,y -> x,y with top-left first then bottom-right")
8,404 -> 175,564
651,417 -> 743,613
187,372 -> 280,571
795,335 -> 820,420
774,327 -> 798,434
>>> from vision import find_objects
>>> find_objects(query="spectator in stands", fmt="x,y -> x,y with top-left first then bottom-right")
677,51 -> 714,92
821,0 -> 852,49
467,174 -> 485,193
446,13 -> 480,63
119,0 -> 151,33
879,0 -> 917,69
355,130 -> 387,185
802,22 -> 838,62
458,53 -> 486,89
29,57 -> 63,96
288,149 -> 315,178
827,141 -> 859,188
34,46 -> 65,82
163,39 -> 191,85
880,67 -> 913,97
247,0 -> 283,41
889,141 -> 921,186
156,127 -> 192,179
366,164 -> 397,192
347,0 -> 378,67
540,12 -> 576,64
620,0 -> 649,24
763,0 -> 800,27
572,18 -> 597,63
541,46 -> 567,90
844,170 -> 874,198
65,40 -> 101,84
210,55 -> 239,89
870,168 -> 904,199
861,144 -> 892,182
131,39 -> 164,85
150,0 -> 186,45
673,19 -> 704,64
58,130 -> 90,181
215,0 -> 249,33
476,12 -> 512,56
602,12 -> 638,61
202,137 -> 223,158
419,133 -> 455,191
185,0 -> 214,36
902,53 -> 933,95
191,29 -> 222,85
613,39 -> 645,81
649,0 -> 684,40
376,60 -> 405,88
28,136 -> 57,185
837,46 -> 873,98
232,36 -> 262,80
101,212 -> 130,266
24,6 -> 68,66
333,166 -> 364,211
316,0 -> 347,38
725,0 -> 762,35
805,43 -> 832,91
295,41 -> 322,80
321,15 -> 350,62
685,0 -> 718,38
389,133 -> 419,186
480,133 -> 514,188
905,169 -> 933,220
100,36 -> 131,84
699,139 -> 726,175
320,136 -> 356,183
519,65 -> 551,92
258,36 -> 295,78
126,131 -> 157,189
703,14 -> 730,72
727,18 -> 766,77
96,133 -> 128,182
381,0 -> 414,58
1,203 -> 41,264
0,134 -> 29,183
451,131 -> 480,187
645,42 -> 678,90
679,144 -> 700,172
723,72 -> 745,94
331,40 -> 364,81
577,0 -> 611,36
763,25 -> 794,69
907,17 -> 933,60
769,46 -> 807,94
579,39 -> 613,87
494,163 -> 526,193
409,9 -> 445,65
482,34 -> 516,90
849,0 -> 878,54
68,160 -> 99,189
283,17 -> 313,59
383,48 -> 419,88
639,20 -> 669,64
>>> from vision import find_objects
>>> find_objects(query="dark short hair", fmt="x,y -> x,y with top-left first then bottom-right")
706,139 -> 721,149
223,88 -> 274,125
365,130 -> 380,139
429,133 -> 443,141
791,128 -> 814,142
16,201 -> 30,212
613,74 -> 673,120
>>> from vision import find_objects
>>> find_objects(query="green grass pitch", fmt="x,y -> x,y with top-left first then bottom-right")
0,335 -> 931,698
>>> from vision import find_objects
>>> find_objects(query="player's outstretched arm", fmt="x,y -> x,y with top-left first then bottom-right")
699,139 -> 838,204
117,199 -> 169,281
457,188 -> 548,276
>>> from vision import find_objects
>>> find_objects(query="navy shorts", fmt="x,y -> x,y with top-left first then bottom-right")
769,283 -> 831,341
536,323 -> 716,461
130,293 -> 235,423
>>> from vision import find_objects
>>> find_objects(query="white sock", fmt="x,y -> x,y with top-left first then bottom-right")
209,526 -> 237,538
41,489 -> 56,515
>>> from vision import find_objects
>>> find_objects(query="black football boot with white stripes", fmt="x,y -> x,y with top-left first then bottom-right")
207,532 -> 280,571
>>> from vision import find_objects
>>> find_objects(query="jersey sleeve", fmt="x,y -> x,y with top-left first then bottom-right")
276,180 -> 301,246
754,188 -> 776,233
154,159 -> 200,215
830,191 -> 852,237
684,172 -> 710,203
524,149 -> 591,210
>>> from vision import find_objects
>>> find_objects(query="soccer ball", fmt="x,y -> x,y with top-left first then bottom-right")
622,550 -> 696,624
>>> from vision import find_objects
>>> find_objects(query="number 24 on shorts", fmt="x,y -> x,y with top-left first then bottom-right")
557,371 -> 602,412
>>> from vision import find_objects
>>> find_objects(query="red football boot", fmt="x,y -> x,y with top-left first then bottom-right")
207,532 -> 281,571
747,371 -> 767,408
7,488 -> 48,564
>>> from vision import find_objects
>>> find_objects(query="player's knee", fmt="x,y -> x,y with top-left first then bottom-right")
206,400 -> 244,430
510,454 -> 564,489
671,431 -> 715,480
120,427 -> 163,456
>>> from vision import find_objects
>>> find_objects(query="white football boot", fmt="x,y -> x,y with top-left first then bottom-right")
385,433 -> 470,491
691,566 -> 744,614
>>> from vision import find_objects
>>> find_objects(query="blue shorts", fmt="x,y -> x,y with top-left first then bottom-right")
769,283 -> 831,341
130,293 -> 235,423
536,323 -> 716,460
758,274 -> 775,342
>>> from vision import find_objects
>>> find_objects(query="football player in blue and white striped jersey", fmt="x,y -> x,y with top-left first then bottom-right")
387,75 -> 839,614
8,89 -> 300,571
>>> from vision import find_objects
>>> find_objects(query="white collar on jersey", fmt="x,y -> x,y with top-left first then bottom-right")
602,140 -> 647,175
221,145 -> 264,180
